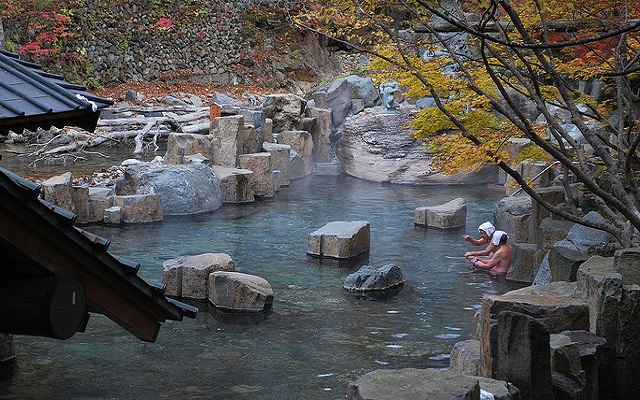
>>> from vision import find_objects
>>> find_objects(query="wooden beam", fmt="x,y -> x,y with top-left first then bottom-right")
0,189 -> 166,341
0,277 -> 88,339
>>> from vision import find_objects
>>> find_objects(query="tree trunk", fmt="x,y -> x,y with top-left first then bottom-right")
0,16 -> 5,50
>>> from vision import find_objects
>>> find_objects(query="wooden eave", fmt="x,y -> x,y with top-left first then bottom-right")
0,167 -> 197,342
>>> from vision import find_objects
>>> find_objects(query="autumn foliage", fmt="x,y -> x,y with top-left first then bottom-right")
293,0 -> 640,246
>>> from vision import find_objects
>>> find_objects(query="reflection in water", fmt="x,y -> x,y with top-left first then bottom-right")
0,174 -> 525,400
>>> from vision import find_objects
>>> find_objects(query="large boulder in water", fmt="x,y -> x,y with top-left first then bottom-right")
343,264 -> 404,291
116,163 -> 223,216
336,109 -> 498,184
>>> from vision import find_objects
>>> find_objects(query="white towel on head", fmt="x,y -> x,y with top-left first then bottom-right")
478,221 -> 495,236
492,230 -> 508,245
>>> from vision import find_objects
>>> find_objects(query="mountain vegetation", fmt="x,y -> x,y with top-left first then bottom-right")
292,0 -> 640,247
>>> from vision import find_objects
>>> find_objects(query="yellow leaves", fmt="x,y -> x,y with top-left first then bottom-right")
427,130 -> 512,174
408,98 -> 516,174
514,143 -> 553,164
539,85 -> 561,102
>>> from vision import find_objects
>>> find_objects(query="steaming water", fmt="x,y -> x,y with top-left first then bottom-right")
0,148 -> 524,399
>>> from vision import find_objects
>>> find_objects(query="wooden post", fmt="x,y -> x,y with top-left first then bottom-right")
0,277 -> 88,340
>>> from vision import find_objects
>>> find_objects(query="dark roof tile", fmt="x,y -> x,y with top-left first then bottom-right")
0,50 -> 114,135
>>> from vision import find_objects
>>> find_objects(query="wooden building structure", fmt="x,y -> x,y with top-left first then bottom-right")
0,50 -> 197,344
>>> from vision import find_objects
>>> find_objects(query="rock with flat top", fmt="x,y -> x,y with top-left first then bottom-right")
208,271 -> 273,312
415,197 -> 466,229
308,221 -> 370,259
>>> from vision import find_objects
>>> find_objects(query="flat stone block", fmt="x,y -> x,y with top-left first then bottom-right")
103,206 -> 122,225
211,166 -> 255,203
162,253 -> 235,299
208,271 -> 273,312
415,198 -> 466,229
210,114 -> 244,167
507,243 -> 538,284
480,281 -> 589,377
262,142 -> 291,186
115,194 -> 163,224
614,248 -> 640,285
41,172 -> 74,212
88,186 -> 115,223
450,339 -> 481,376
238,152 -> 274,198
307,221 -> 370,259
164,132 -> 212,164
347,368 -> 519,400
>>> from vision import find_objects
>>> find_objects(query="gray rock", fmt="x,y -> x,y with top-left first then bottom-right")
210,92 -> 242,106
262,93 -> 306,132
125,90 -> 143,105
495,311 -> 553,400
210,166 -> 254,204
537,218 -> 574,253
507,243 -> 539,284
550,330 -> 607,400
262,142 -> 291,187
343,264 -> 404,291
548,212 -> 618,282
241,110 -> 266,153
184,153 -> 210,165
613,248 -> 640,285
114,194 -> 162,224
71,184 -> 89,224
347,368 -> 519,400
164,132 -> 212,165
208,271 -> 273,312
161,95 -> 189,107
238,152 -> 274,198
326,78 -> 352,128
346,75 -> 379,108
304,107 -> 333,163
0,334 -> 15,364
348,368 -> 479,400
277,130 -> 313,176
336,109 -> 498,184
87,186 -> 115,224
118,163 -> 222,216
480,282 -> 589,377
415,197 -> 466,229
41,172 -> 75,213
308,220 -> 370,259
533,251 -> 552,285
162,253 -> 235,299
103,206 -> 122,225
209,115 -> 244,168
450,339 -> 481,376
494,195 -> 532,243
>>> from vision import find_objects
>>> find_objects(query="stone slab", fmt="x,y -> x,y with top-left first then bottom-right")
307,220 -> 370,259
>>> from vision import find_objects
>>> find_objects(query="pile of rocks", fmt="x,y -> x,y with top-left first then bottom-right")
161,253 -> 273,313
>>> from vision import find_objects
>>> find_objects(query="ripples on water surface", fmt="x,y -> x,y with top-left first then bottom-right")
0,153 -> 525,399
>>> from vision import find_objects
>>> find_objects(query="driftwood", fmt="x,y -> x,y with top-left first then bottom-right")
96,109 -> 209,127
22,107 -> 210,160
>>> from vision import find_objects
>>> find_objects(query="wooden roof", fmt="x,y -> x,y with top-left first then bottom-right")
0,166 -> 197,341
0,50 -> 113,136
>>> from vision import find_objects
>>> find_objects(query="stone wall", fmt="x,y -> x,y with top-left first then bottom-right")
2,1 -> 338,91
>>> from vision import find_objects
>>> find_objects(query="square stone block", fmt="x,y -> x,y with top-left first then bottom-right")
307,220 -> 370,259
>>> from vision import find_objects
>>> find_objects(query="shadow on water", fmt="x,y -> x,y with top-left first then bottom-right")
0,173 -> 527,400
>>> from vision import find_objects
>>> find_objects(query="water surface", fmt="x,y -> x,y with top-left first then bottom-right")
0,166 -> 523,399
